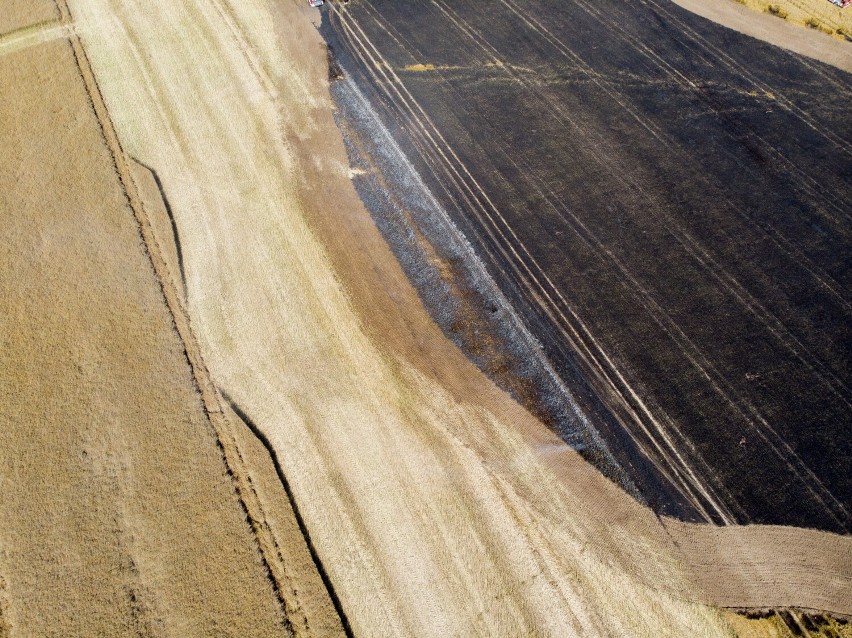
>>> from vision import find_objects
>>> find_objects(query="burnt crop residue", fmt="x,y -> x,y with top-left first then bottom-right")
322,0 -> 852,531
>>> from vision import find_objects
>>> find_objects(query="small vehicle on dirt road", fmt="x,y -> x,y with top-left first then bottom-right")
308,0 -> 323,7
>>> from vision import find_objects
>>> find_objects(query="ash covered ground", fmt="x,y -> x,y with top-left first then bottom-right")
321,0 -> 852,532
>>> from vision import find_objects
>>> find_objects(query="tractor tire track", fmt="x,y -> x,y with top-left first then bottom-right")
326,0 -> 851,531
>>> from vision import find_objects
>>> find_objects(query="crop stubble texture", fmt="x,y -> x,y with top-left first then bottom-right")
0,0 -> 59,36
58,0 -> 852,635
0,17 -> 339,637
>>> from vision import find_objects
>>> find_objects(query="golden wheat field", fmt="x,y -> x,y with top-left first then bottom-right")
0,3 -> 342,636
1,0 -> 850,636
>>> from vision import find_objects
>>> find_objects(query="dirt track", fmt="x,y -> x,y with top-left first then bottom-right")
54,0 -> 852,635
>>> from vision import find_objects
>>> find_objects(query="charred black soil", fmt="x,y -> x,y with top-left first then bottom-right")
321,0 -> 851,532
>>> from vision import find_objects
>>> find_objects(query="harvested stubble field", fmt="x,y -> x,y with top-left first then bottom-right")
0,3 -> 343,637
724,610 -> 852,638
733,0 -> 852,37
59,0 -> 852,635
0,0 -> 58,35
1,0 -> 850,636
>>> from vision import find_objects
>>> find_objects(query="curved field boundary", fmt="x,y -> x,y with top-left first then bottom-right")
328,0 -> 852,617
529,426 -> 852,617
0,8 -> 311,635
128,158 -> 348,637
328,0 -> 852,535
52,0 -> 347,634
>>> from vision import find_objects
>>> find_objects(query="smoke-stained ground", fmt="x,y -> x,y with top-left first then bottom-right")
323,0 -> 852,532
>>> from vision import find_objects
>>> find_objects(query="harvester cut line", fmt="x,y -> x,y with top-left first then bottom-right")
52,1 -> 348,632
0,20 -> 70,57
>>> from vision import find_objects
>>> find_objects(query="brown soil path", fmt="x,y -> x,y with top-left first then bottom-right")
64,0 -> 852,635
671,0 -> 852,72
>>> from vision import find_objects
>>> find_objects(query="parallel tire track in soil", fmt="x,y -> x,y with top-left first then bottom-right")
325,0 -> 851,532
330,0 -> 741,525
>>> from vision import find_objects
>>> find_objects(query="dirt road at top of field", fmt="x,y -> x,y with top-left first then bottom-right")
62,0 -> 852,635
672,0 -> 852,71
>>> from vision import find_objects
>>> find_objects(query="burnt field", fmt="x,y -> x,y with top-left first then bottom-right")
322,0 -> 851,532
